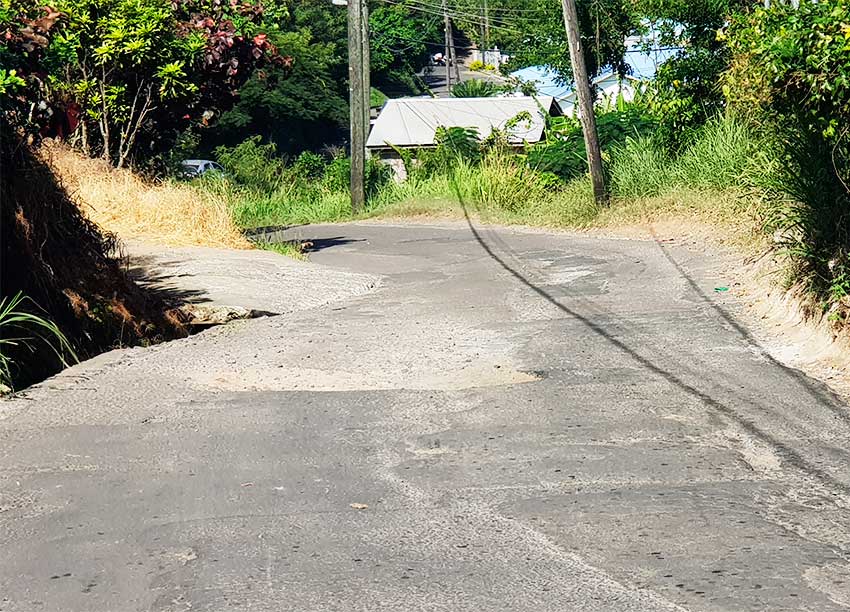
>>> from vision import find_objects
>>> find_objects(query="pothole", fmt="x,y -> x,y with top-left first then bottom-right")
180,303 -> 276,328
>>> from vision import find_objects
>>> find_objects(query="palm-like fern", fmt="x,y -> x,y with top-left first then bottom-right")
450,79 -> 500,98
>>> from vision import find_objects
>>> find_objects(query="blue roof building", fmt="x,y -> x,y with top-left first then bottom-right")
510,42 -> 680,112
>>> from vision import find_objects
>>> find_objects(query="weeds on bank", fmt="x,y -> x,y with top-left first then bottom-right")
0,292 -> 77,394
251,237 -> 310,260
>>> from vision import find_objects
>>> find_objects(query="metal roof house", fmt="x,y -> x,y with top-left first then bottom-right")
366,96 -> 563,180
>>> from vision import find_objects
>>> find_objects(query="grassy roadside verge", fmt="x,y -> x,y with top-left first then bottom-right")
226,116 -> 766,258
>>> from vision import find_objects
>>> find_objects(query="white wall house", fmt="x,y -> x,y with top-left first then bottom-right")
366,96 -> 563,180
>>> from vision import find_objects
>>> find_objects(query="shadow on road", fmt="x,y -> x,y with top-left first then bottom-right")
648,227 -> 850,426
126,254 -> 210,308
451,180 -> 850,494
302,236 -> 367,253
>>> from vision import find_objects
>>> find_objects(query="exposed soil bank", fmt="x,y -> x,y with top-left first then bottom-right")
0,132 -> 185,390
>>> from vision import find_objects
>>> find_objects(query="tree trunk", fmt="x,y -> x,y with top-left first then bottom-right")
116,82 -> 154,169
98,74 -> 111,163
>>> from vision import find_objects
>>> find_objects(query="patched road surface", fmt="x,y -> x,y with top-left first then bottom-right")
3,221 -> 850,611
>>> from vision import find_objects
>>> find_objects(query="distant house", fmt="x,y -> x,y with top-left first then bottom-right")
559,72 -> 643,112
366,96 -> 563,180
510,43 -> 680,114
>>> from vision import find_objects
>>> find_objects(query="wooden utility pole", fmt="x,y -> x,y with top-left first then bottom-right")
560,0 -> 607,204
482,0 -> 490,50
361,0 -> 371,146
347,0 -> 367,212
443,0 -> 453,89
447,13 -> 460,83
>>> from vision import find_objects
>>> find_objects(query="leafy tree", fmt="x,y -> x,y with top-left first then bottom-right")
487,0 -> 638,83
209,29 -> 349,155
0,2 -> 62,127
215,134 -> 284,190
634,0 -> 751,145
369,2 -> 439,96
1,0 -> 286,166
726,1 -> 850,139
203,0 -> 439,157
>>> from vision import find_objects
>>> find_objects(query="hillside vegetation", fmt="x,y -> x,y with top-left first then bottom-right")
1,129 -> 186,391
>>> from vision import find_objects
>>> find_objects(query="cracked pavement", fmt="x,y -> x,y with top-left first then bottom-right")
2,221 -> 850,611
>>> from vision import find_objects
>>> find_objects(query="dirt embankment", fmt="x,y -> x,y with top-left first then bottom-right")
1,136 -> 188,389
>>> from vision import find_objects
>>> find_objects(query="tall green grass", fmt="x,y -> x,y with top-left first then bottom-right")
0,292 -> 77,393
607,114 -> 759,199
748,123 -> 850,313
676,116 -> 759,190
608,136 -> 675,198
231,186 -> 352,228
368,149 -> 598,227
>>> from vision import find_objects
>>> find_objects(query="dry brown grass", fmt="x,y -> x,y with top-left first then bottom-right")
44,142 -> 249,249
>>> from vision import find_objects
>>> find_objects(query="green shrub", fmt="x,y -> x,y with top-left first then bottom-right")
292,151 -> 326,181
228,151 -> 392,229
450,79 -> 499,98
322,154 -> 351,192
727,1 -> 850,140
529,103 -> 656,182
642,48 -> 729,149
527,138 -> 587,182
417,126 -> 481,177
726,3 -> 850,313
215,136 -> 285,191
753,124 -> 850,310
370,87 -> 389,109
468,59 -> 485,71
318,154 -> 391,195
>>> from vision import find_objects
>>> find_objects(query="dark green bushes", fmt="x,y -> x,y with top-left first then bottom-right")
528,102 -> 657,181
214,136 -> 392,228
726,1 -> 850,318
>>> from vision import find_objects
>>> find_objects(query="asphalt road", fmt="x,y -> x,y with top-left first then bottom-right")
3,221 -> 850,611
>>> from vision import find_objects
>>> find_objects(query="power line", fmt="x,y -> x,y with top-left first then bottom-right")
407,0 -> 529,31
453,2 -> 554,14
379,0 -> 526,35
